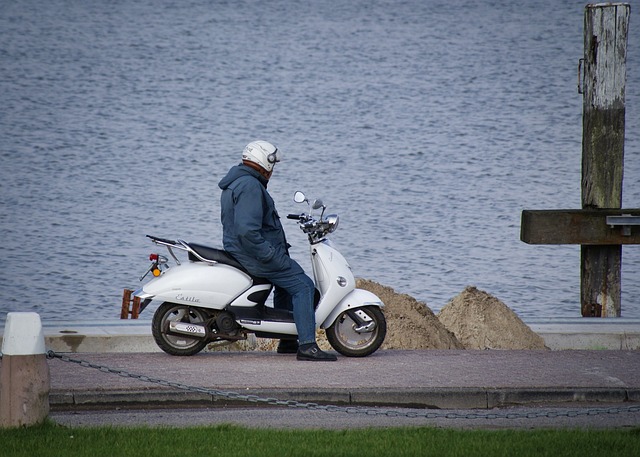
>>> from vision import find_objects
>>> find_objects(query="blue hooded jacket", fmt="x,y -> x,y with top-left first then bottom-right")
218,164 -> 299,277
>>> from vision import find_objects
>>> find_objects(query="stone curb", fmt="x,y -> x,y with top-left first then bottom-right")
49,387 -> 640,411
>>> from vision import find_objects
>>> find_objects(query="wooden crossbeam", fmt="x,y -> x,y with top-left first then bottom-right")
521,209 -> 640,245
521,208 -> 640,318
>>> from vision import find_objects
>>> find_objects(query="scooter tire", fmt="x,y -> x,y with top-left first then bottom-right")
326,306 -> 386,357
152,302 -> 209,356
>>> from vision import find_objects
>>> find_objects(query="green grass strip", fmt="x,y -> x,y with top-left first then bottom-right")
1,422 -> 639,457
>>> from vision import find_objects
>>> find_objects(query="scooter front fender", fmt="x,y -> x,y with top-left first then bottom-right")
321,289 -> 384,329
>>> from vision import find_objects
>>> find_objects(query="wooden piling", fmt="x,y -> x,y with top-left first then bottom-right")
580,3 -> 630,317
121,288 -> 132,319
121,289 -> 141,319
520,3 -> 634,317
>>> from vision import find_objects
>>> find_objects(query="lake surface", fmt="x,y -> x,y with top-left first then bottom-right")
1,0 -> 639,323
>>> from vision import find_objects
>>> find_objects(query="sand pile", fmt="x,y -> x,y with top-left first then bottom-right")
438,286 -> 547,350
355,279 -> 463,350
253,278 -> 461,351
233,280 -> 546,352
252,278 -> 462,351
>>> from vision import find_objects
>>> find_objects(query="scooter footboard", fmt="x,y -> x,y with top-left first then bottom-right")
320,289 -> 384,329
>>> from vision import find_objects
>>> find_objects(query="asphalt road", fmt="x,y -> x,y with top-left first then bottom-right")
51,403 -> 640,430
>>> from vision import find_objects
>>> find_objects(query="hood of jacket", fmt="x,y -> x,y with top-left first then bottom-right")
218,163 -> 268,191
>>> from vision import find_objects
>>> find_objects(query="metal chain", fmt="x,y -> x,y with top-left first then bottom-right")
46,350 -> 640,421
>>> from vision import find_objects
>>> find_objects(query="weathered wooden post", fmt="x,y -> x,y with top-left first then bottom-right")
520,3 -> 634,317
0,313 -> 50,427
580,3 -> 630,317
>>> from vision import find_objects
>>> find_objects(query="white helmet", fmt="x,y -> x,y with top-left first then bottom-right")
242,140 -> 281,172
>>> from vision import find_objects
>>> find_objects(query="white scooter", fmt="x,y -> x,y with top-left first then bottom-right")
132,191 -> 386,357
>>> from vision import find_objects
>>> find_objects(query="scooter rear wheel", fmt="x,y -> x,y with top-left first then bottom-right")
152,302 -> 209,356
326,306 -> 386,357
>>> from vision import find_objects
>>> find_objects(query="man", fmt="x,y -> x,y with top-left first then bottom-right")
218,140 -> 337,361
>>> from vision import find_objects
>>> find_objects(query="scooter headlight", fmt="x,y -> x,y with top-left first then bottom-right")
326,214 -> 339,233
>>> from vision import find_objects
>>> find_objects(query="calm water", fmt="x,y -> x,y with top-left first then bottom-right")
1,0 -> 639,323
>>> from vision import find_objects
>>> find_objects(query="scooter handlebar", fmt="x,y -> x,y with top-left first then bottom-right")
287,214 -> 303,220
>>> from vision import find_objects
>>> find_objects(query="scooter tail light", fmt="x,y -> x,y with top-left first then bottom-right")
149,253 -> 159,261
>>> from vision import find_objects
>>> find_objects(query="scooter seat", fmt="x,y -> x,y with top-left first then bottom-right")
188,243 -> 245,268
187,243 -> 271,285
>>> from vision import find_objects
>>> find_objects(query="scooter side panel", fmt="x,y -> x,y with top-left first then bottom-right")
239,320 -> 297,336
139,262 -> 252,310
320,288 -> 384,329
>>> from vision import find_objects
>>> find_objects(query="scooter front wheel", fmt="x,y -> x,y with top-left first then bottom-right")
326,306 -> 386,357
152,302 -> 209,356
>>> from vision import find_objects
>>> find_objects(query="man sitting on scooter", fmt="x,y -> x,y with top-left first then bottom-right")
218,140 -> 337,362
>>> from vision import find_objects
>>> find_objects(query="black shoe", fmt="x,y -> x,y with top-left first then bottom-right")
296,343 -> 337,361
277,339 -> 299,354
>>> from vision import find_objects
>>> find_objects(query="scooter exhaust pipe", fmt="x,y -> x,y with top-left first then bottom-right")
168,321 -> 207,338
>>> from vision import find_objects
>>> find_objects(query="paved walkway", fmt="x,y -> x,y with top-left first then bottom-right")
44,349 -> 640,410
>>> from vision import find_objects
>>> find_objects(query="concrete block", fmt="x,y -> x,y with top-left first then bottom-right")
248,388 -> 352,406
530,318 -> 640,350
626,389 -> 640,402
487,388 -> 628,408
49,392 -> 74,407
1,313 -> 50,427
1,312 -> 46,355
350,388 -> 488,409
72,389 -> 214,407
45,334 -> 160,353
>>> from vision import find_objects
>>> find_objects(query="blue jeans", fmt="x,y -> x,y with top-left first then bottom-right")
264,260 -> 316,345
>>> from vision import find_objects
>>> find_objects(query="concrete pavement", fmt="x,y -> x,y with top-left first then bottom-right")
2,318 -> 640,412
43,348 -> 640,410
